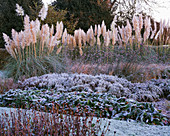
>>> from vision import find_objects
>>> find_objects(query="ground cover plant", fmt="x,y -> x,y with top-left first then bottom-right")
18,73 -> 169,102
0,89 -> 169,126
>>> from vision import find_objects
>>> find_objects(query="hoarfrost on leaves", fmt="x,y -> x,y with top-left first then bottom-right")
18,73 -> 169,102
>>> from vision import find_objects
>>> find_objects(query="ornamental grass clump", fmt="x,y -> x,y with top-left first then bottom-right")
3,4 -> 169,79
3,4 -> 66,80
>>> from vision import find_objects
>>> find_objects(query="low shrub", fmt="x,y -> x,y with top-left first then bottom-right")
0,89 -> 169,126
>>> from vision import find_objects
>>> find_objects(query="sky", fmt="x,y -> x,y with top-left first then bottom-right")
42,0 -> 170,22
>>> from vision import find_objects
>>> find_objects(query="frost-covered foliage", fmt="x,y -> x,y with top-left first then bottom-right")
18,73 -> 169,102
147,79 -> 170,98
0,89 -> 169,125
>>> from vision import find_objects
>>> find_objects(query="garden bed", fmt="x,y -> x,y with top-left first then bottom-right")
0,107 -> 169,136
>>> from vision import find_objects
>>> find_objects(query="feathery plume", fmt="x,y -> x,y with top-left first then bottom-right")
50,25 -> 54,37
144,17 -> 151,42
139,14 -> 143,31
125,20 -> 132,43
18,31 -> 25,49
56,46 -> 62,54
94,25 -> 97,36
101,20 -> 105,34
79,47 -> 83,56
111,18 -> 116,31
56,21 -> 64,39
35,19 -> 40,33
3,33 -> 11,46
16,4 -> 24,16
97,25 -> 101,36
30,21 -> 37,44
74,30 -> 79,43
66,34 -> 70,45
132,15 -> 141,43
111,30 -> 116,45
90,26 -> 94,39
150,21 -> 157,39
73,36 -> 77,48
78,29 -> 82,48
24,15 -> 30,32
86,29 -> 90,43
105,32 -> 110,47
102,25 -> 106,37
81,30 -> 86,45
118,34 -> 122,46
97,36 -> 101,46
62,28 -> 67,45
39,5 -> 48,21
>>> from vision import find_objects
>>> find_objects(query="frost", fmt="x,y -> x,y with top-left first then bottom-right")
18,73 -> 169,102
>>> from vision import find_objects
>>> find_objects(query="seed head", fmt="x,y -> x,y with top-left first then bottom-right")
16,4 -> 24,16
39,5 -> 48,21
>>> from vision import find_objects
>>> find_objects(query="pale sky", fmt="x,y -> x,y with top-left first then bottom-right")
42,0 -> 170,22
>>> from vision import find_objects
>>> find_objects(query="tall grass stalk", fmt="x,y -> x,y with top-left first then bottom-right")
2,4 -> 170,80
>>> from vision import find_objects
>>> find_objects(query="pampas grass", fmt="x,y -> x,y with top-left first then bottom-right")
4,6 -> 170,59
3,4 -> 170,80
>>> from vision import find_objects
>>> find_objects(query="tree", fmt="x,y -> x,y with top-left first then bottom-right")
108,0 -> 161,26
0,0 -> 43,48
44,5 -> 78,34
52,0 -> 113,31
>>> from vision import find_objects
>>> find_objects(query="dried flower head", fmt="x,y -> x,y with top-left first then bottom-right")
150,21 -> 157,39
139,14 -> 143,31
16,4 -> 24,16
56,46 -> 62,54
98,25 -> 101,36
39,5 -> 48,21
94,25 -> 97,36
97,36 -> 101,46
79,47 -> 83,56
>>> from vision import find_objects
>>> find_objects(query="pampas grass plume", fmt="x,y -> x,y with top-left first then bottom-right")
95,25 -> 97,36
81,30 -> 86,45
98,25 -> 101,36
24,15 -> 30,31
126,19 -> 132,41
73,36 -> 77,48
78,29 -> 82,48
102,25 -> 106,37
150,21 -> 157,39
3,33 -> 10,46
101,20 -> 105,34
16,4 -> 24,16
39,5 -> 48,21
79,47 -> 83,56
50,25 -> 54,37
97,36 -> 101,46
139,14 -> 143,31
62,28 -> 67,45
86,30 -> 90,43
105,32 -> 110,47
56,46 -> 62,54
